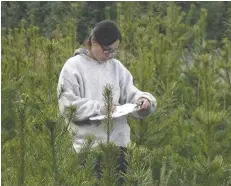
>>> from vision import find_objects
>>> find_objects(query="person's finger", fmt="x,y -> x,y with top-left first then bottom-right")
141,101 -> 146,109
142,102 -> 148,109
141,99 -> 150,109
141,101 -> 145,109
145,100 -> 150,108
141,102 -> 146,109
111,105 -> 117,113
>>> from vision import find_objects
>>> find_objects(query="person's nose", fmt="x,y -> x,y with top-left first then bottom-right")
104,53 -> 111,60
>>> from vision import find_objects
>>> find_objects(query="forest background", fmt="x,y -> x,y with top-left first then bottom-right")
1,1 -> 231,186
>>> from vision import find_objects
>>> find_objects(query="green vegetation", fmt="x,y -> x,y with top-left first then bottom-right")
1,2 -> 231,186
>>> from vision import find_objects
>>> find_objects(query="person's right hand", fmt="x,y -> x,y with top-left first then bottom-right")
137,98 -> 150,110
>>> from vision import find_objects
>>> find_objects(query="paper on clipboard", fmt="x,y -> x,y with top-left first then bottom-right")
89,103 -> 140,120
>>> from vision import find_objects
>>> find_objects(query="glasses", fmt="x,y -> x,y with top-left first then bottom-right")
100,44 -> 119,58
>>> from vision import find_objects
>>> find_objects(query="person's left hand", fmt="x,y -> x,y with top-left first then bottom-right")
137,98 -> 151,110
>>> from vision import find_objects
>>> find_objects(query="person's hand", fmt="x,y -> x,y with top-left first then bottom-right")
137,98 -> 150,110
112,105 -> 117,113
112,103 -> 120,113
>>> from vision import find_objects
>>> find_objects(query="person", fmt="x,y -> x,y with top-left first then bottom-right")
57,20 -> 157,184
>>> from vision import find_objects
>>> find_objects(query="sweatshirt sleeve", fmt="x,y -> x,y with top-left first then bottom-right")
118,62 -> 157,118
57,60 -> 102,122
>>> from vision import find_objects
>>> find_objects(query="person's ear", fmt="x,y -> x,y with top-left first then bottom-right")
91,38 -> 97,45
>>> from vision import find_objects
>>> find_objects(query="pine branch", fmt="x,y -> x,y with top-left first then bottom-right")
18,107 -> 26,186
102,84 -> 114,144
46,120 -> 59,186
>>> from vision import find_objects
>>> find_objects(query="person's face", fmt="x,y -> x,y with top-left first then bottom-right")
91,39 -> 120,62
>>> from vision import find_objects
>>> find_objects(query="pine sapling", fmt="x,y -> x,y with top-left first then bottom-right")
102,84 -> 114,144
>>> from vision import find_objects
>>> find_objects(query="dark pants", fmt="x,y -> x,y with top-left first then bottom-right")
94,146 -> 128,185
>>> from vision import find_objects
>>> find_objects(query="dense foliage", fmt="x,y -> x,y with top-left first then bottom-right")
1,2 -> 231,186
1,2 -> 231,42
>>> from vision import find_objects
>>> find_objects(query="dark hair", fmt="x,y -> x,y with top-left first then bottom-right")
87,20 -> 122,46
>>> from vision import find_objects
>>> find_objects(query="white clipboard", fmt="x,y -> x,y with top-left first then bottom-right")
89,103 -> 141,120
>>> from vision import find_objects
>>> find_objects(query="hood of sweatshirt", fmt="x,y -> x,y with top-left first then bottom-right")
73,47 -> 109,63
73,48 -> 88,56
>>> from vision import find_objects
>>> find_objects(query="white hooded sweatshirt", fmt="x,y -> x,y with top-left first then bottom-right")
57,48 -> 157,152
